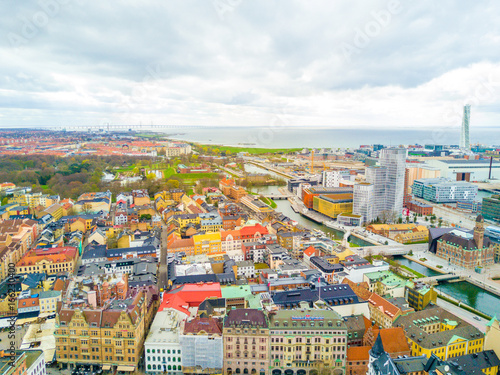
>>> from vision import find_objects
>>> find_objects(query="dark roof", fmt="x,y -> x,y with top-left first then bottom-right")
184,317 -> 222,335
272,284 -> 360,307
82,244 -> 107,260
106,245 -> 156,258
452,350 -> 500,374
371,333 -> 384,357
172,274 -> 218,285
439,232 -> 492,250
224,309 -> 268,328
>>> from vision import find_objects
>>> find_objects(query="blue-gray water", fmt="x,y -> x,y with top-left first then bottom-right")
167,127 -> 500,149
394,256 -> 500,317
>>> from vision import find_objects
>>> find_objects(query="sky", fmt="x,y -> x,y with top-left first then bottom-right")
1,0 -> 500,130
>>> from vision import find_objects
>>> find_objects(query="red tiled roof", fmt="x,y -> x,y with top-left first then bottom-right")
346,346 -> 370,361
159,283 -> 222,314
369,327 -> 410,354
368,293 -> 401,319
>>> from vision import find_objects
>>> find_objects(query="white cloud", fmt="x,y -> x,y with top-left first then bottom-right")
0,0 -> 499,129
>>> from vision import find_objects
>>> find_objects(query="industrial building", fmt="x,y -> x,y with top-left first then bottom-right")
426,158 -> 500,181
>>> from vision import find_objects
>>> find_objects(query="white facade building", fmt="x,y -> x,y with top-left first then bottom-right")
144,308 -> 188,374
322,169 -> 351,187
235,260 -> 256,278
26,350 -> 46,375
353,182 -> 375,223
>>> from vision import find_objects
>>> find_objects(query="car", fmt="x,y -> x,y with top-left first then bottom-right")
473,316 -> 481,321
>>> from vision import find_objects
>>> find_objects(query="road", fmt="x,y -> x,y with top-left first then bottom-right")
435,296 -> 488,332
158,224 -> 169,290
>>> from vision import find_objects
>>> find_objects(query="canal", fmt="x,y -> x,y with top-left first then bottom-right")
394,256 -> 500,317
245,163 -> 373,246
245,164 -> 500,316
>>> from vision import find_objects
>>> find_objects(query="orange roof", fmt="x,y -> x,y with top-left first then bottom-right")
169,237 -> 194,249
304,246 -> 316,257
368,293 -> 401,319
341,277 -> 372,301
346,346 -> 370,361
370,327 -> 410,354
221,229 -> 241,241
240,223 -> 268,237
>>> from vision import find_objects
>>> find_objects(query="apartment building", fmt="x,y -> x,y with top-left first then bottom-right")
268,309 -> 348,375
223,309 -> 269,375
55,286 -> 158,372
395,306 -> 484,360
16,246 -> 78,275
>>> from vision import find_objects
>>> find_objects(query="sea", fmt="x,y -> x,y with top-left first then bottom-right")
163,126 -> 500,149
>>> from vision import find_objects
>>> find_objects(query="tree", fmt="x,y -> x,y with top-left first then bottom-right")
166,179 -> 180,189
146,173 -> 157,180
1,197 -> 8,206
398,217 -> 403,224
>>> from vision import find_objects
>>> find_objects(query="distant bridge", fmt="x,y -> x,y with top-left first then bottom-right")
417,274 -> 463,285
42,124 -> 209,132
379,248 -> 410,256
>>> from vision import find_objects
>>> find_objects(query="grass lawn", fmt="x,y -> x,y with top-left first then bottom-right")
176,172 -> 221,180
115,164 -> 136,173
259,196 -> 277,209
348,242 -> 360,247
400,264 -> 425,278
163,167 -> 176,179
196,143 -> 301,155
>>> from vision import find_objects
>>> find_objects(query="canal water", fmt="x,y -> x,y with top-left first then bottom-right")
394,256 -> 500,317
394,256 -> 442,277
245,163 -> 500,316
245,163 -> 373,246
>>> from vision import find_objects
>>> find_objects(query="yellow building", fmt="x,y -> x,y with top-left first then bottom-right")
485,316 -> 500,359
193,232 -> 222,255
39,290 -> 62,315
239,195 -> 273,213
55,288 -> 157,371
312,194 -> 353,219
394,230 -> 428,244
16,247 -> 78,275
267,309 -> 347,375
172,213 -> 201,229
404,281 -> 437,311
394,306 -> 484,360
41,203 -> 63,221
9,192 -> 56,209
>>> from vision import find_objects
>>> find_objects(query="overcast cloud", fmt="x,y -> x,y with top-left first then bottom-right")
1,0 -> 500,129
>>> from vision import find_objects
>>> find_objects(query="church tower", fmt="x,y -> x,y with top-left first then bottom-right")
474,214 -> 485,250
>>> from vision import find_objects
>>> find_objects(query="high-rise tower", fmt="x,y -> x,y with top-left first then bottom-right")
379,148 -> 407,216
460,104 -> 471,150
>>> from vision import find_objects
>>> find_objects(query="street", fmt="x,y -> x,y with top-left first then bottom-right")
435,296 -> 488,332
158,224 -> 169,290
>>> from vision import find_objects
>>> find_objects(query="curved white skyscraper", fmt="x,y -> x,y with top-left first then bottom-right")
460,104 -> 471,150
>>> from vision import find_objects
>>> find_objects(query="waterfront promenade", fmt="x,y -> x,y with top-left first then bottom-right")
407,247 -> 500,298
